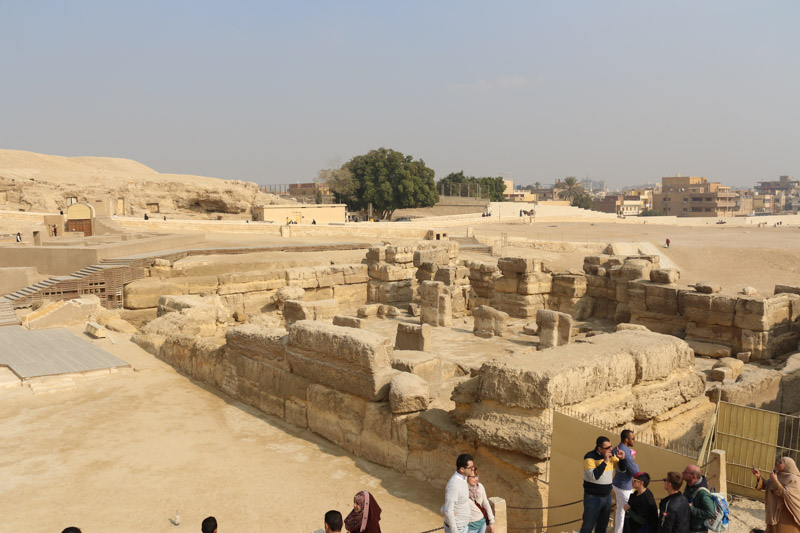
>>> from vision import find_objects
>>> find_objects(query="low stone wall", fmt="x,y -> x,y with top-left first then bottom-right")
124,263 -> 369,314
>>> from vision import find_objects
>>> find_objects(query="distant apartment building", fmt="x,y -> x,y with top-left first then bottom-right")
652,176 -> 739,217
592,191 -> 649,216
580,177 -> 607,193
755,176 -> 798,213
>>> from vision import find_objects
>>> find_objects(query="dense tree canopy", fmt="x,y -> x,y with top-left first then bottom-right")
438,171 -> 506,202
558,176 -> 583,202
332,148 -> 438,220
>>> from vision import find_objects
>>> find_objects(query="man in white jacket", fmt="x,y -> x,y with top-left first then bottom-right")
442,453 -> 474,533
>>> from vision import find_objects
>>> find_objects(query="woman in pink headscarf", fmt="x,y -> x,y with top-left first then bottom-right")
344,491 -> 382,533
752,457 -> 800,533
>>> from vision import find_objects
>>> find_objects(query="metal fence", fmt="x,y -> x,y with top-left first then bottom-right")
705,401 -> 800,500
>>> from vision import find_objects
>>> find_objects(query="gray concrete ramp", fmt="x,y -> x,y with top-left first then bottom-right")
0,326 -> 130,380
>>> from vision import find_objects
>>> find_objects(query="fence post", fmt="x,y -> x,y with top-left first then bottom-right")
707,449 -> 727,499
489,497 -> 507,533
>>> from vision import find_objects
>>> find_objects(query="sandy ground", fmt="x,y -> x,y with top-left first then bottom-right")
0,329 -> 442,533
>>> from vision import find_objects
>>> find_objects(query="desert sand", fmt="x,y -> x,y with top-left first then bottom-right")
0,327 -> 443,533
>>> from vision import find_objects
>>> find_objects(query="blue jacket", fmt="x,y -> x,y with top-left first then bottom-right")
612,442 -> 640,490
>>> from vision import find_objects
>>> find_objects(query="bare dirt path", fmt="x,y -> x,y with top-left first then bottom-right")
0,330 -> 442,533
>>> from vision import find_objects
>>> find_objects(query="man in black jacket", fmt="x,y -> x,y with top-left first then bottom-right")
658,472 -> 690,533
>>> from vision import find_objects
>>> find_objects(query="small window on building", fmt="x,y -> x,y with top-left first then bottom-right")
146,203 -> 160,213
67,197 -> 78,205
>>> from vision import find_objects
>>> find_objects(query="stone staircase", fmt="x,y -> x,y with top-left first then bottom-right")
0,298 -> 21,327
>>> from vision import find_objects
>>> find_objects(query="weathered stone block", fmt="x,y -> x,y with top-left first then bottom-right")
389,372 -> 430,414
286,321 -> 393,401
497,257 -> 538,274
124,279 -> 186,309
86,321 -> 106,338
333,315 -> 364,329
394,322 -> 432,351
650,268 -> 680,284
472,305 -> 509,338
283,299 -> 339,323
536,309 -> 572,349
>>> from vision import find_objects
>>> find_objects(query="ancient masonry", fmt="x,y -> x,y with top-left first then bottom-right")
125,243 -> 800,529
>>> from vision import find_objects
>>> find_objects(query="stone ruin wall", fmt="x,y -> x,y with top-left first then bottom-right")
124,242 -> 800,529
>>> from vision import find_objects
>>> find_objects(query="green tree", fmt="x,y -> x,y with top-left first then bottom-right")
317,166 -> 356,201
558,176 -> 583,202
534,181 -> 542,190
340,148 -> 438,220
438,172 -> 506,201
571,191 -> 593,209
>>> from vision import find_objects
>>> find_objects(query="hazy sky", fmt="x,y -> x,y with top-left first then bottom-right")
1,1 -> 798,188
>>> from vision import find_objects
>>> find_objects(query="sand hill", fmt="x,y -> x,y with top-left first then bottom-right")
0,149 -> 291,215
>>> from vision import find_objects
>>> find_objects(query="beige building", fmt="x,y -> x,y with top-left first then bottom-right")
252,204 -> 346,224
652,176 -> 738,217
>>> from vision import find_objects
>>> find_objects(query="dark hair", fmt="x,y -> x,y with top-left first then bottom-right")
621,429 -> 634,442
666,472 -> 683,491
325,510 -> 343,531
456,453 -> 474,470
62,529 -> 82,533
634,472 -> 651,487
201,516 -> 218,533
596,436 -> 610,448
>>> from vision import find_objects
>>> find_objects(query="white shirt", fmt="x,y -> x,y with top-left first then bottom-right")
442,471 -> 471,531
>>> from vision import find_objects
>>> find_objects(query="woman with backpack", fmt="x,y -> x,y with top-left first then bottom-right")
752,457 -> 800,533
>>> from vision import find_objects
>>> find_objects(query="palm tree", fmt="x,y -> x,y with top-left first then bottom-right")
558,176 -> 583,202
534,181 -> 542,190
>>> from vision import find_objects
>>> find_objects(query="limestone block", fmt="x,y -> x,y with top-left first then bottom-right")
519,273 -> 552,295
618,259 -> 652,281
273,286 -> 306,306
357,304 -> 380,318
217,270 -> 286,295
285,267 -> 319,289
86,321 -> 106,338
172,275 -> 219,296
306,383 -> 367,453
614,303 -> 631,324
332,283 -> 367,306
686,339 -> 732,358
712,357 -> 744,380
333,315 -> 364,329
685,322 -> 739,346
286,321 -> 393,400
360,402 -> 410,472
779,354 -> 800,415
408,303 -> 420,317
718,367 -> 781,410
490,293 -> 548,319
314,266 -> 346,288
493,274 -> 521,294
711,367 -> 733,382
378,305 -> 400,318
367,280 -> 414,304
615,323 -> 648,332
735,295 -> 793,331
105,318 -> 137,333
522,323 -> 538,335
284,399 -> 308,428
645,283 -> 682,315
549,295 -> 595,320
366,246 -> 386,262
460,404 -> 551,459
283,299 -> 338,324
683,293 -> 736,327
376,263 -> 416,282
415,268 -> 436,282
473,305 -> 510,338
536,309 -> 572,349
394,322 -> 432,351
737,351 -> 752,363
386,245 -> 415,264
341,264 -> 369,285
413,247 -> 450,268
94,308 -> 121,326
434,266 -> 459,285
741,286 -> 758,296
695,281 -> 721,294
497,257 -> 539,274
551,274 -> 588,298
650,268 -> 680,284
225,325 -> 289,368
477,330 -> 693,409
391,350 -> 442,382
124,279 -> 186,309
389,372 -> 430,414
630,310 -> 688,336
631,371 -> 706,420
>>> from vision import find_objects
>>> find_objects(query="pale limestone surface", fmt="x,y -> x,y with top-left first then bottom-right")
389,372 -> 430,414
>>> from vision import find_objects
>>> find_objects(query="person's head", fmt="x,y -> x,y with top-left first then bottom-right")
682,464 -> 702,485
595,436 -> 612,454
201,516 -> 217,533
456,453 -> 475,476
621,429 -> 635,447
62,528 -> 82,533
665,472 -> 683,492
633,472 -> 650,489
324,510 -> 343,533
467,466 -> 480,487
353,491 -> 366,513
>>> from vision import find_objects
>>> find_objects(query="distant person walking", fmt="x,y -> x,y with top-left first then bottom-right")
613,430 -> 641,533
15,232 -> 22,243
144,213 -> 149,220
581,436 -> 626,533
665,238 -> 670,248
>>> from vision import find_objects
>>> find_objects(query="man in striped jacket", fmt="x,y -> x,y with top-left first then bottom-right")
580,436 -> 626,533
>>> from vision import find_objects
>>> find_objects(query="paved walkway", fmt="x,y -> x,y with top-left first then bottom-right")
0,326 -> 129,379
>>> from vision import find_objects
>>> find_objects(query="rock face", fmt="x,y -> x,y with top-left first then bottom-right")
389,372 -> 430,414
490,257 -> 549,318
283,299 -> 339,323
536,309 -> 572,349
24,296 -> 101,330
394,322 -> 432,351
0,149 -> 289,215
